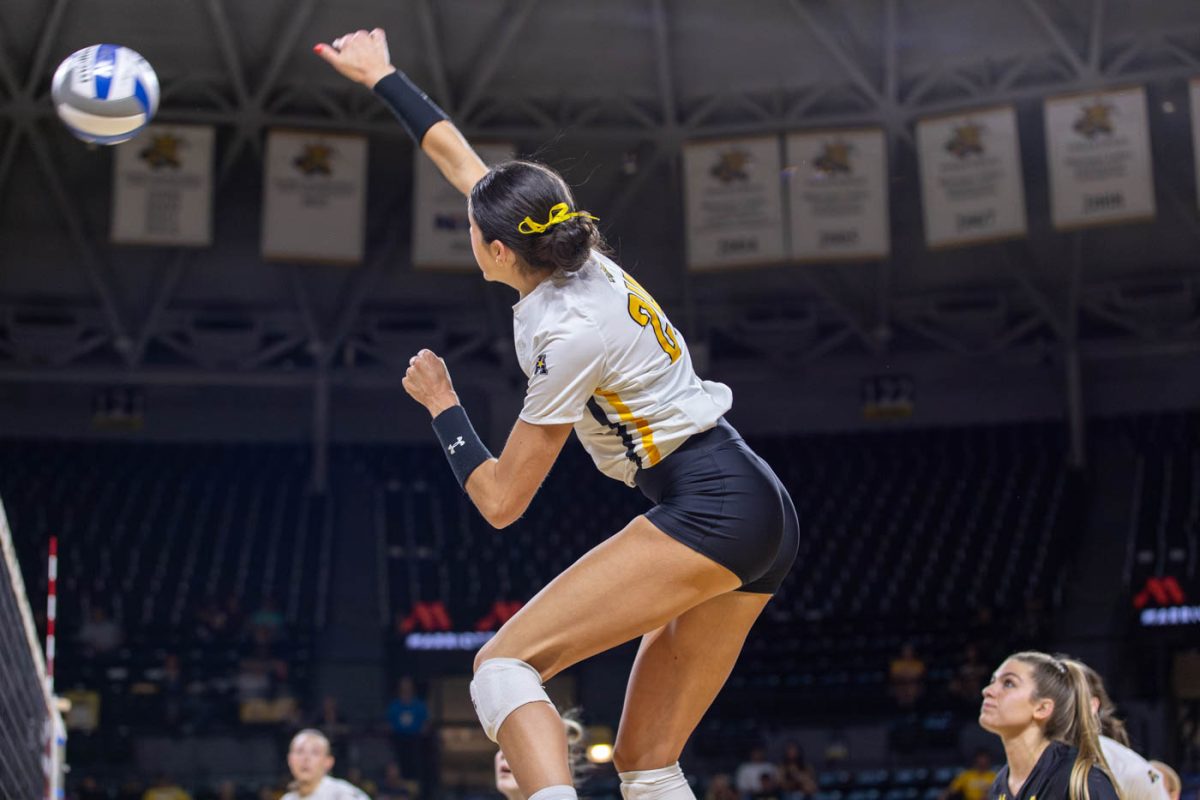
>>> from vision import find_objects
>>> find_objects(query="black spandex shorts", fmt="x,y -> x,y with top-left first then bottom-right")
634,418 -> 799,594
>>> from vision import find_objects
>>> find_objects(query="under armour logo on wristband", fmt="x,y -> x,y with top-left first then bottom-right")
447,436 -> 466,455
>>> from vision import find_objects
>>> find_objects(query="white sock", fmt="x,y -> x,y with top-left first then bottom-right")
619,762 -> 695,799
528,786 -> 577,800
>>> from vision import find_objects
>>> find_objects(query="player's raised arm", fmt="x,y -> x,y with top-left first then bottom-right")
314,28 -> 487,196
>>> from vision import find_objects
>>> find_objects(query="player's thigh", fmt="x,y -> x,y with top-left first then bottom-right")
474,514 -> 742,680
612,590 -> 771,773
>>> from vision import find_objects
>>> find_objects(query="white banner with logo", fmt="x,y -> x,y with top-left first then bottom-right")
413,142 -> 515,270
1045,86 -> 1155,229
786,128 -> 889,260
683,136 -> 786,269
111,124 -> 214,246
261,130 -> 368,264
916,106 -> 1027,248
1191,79 -> 1200,212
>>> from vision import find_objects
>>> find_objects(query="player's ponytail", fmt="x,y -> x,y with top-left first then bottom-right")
1066,658 -> 1130,747
1062,659 -> 1117,800
470,160 -> 602,275
1011,652 -> 1120,800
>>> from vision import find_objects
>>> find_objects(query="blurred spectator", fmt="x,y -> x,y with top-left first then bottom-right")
386,677 -> 429,782
949,644 -> 990,708
313,695 -> 350,740
939,750 -> 996,800
249,598 -> 285,643
705,774 -> 739,800
778,741 -> 818,799
376,762 -> 417,800
142,775 -> 192,800
736,746 -> 780,797
889,642 -> 927,709
214,781 -> 237,800
79,608 -> 123,655
753,773 -> 784,800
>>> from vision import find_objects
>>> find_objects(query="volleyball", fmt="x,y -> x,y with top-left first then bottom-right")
51,44 -> 160,145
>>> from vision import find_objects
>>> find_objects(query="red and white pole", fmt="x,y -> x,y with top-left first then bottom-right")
45,536 -> 57,697
44,536 -> 58,800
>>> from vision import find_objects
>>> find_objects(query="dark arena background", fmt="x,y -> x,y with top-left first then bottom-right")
1,1 -> 1199,799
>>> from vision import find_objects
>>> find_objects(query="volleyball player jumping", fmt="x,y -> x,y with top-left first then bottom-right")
316,29 -> 798,800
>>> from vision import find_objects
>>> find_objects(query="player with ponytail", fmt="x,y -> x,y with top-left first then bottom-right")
1061,659 -> 1169,800
980,651 -> 1119,800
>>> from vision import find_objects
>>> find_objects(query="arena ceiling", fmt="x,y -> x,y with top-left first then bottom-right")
0,0 -> 1199,395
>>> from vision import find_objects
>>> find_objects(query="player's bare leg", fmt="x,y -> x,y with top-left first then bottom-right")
475,515 -> 743,796
612,590 -> 771,772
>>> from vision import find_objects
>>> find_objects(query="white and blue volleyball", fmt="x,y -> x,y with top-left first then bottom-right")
51,44 -> 160,145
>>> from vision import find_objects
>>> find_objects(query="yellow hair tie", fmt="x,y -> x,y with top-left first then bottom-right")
517,202 -> 599,235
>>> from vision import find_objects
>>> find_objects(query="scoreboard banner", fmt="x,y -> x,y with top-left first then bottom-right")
262,130 -> 367,264
111,124 -> 214,246
683,136 -> 787,270
786,128 -> 890,261
1045,86 -> 1156,230
916,105 -> 1028,248
413,142 -> 515,270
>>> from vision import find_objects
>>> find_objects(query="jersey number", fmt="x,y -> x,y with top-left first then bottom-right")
623,274 -> 681,363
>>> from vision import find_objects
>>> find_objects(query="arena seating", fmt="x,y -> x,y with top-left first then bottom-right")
0,440 -> 328,731
360,420 -> 1080,718
1114,412 -> 1200,598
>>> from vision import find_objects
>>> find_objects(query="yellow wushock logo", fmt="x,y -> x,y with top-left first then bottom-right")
622,272 -> 681,363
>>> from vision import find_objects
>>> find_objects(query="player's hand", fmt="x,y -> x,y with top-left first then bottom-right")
313,28 -> 396,88
403,349 -> 460,418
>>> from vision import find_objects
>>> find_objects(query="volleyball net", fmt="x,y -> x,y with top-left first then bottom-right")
0,497 -> 65,800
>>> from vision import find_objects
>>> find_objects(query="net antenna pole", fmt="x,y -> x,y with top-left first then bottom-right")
0,500 -> 65,800
44,536 -> 59,800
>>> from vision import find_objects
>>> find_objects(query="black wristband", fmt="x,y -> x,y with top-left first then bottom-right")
431,405 -> 492,489
373,70 -> 449,145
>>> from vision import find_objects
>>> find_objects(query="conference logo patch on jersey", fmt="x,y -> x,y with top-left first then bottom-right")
534,353 -> 548,375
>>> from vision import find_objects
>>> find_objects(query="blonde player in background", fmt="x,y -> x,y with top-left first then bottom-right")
315,28 -> 798,800
979,651 -> 1119,800
283,729 -> 370,800
1063,659 -> 1171,800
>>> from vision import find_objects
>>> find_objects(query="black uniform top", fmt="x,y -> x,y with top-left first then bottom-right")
989,742 -> 1120,800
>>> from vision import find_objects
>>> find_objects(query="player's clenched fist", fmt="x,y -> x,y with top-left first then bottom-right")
403,349 -> 460,418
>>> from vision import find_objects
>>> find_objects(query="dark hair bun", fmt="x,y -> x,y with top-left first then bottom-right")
530,216 -> 598,274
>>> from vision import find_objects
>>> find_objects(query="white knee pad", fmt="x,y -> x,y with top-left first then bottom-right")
619,763 -> 695,800
470,657 -> 554,742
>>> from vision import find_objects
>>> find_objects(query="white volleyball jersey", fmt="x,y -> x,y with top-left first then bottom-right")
1100,736 -> 1168,800
282,776 -> 371,800
513,251 -> 732,486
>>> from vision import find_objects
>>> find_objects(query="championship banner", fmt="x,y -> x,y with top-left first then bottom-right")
261,130 -> 367,264
683,136 -> 786,270
111,124 -> 214,246
786,128 -> 889,261
917,106 -> 1027,248
1044,86 -> 1155,229
1191,79 -> 1200,212
413,142 -> 514,269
